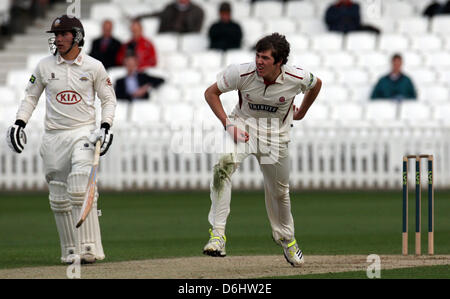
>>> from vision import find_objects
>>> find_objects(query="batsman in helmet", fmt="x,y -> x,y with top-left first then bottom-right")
6,15 -> 117,264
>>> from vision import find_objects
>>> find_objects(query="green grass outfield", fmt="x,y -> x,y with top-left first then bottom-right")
1,190 -> 449,277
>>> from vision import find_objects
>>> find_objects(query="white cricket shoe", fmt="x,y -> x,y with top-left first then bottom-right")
203,229 -> 226,257
282,239 -> 304,267
61,247 -> 78,264
80,244 -> 98,264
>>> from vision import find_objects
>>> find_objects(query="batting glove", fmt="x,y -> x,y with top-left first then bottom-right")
89,123 -> 113,156
6,120 -> 27,154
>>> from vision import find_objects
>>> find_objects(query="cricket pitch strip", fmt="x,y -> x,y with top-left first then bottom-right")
0,255 -> 449,279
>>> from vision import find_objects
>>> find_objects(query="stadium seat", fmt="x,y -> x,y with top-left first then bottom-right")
396,18 -> 428,35
351,86 -> 372,102
153,34 -> 179,53
300,102 -> 331,127
107,66 -> 127,85
424,51 -> 450,69
265,19 -> 297,36
170,69 -> 203,86
286,34 -> 310,51
180,33 -> 209,53
365,101 -> 398,123
118,2 -> 154,19
230,1 -> 251,19
81,19 -> 101,41
331,102 -> 364,121
219,90 -> 238,113
407,67 -> 437,85
90,3 -> 123,22
365,18 -> 396,34
190,51 -> 223,70
418,84 -> 449,103
129,101 -> 161,124
338,68 -> 370,85
433,103 -> 450,125
286,1 -> 316,18
158,52 -> 189,70
315,84 -> 349,103
383,1 -> 415,18
183,84 -> 208,104
345,32 -> 377,51
378,34 -> 410,52
113,22 -> 132,43
298,19 -> 328,35
411,35 -> 443,52
240,18 -> 265,47
399,102 -> 432,123
163,103 -> 194,125
356,51 -> 388,70
311,33 -> 343,51
253,1 -> 283,18
223,49 -> 254,66
151,84 -> 183,104
141,18 -> 160,37
290,52 -> 322,69
323,51 -> 355,68
430,16 -> 450,35
311,68 -> 337,84
404,51 -> 424,68
437,69 -> 450,85
113,101 -> 131,124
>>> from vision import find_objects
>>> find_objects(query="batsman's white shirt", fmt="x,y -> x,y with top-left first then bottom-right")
216,61 -> 317,144
16,49 -> 116,130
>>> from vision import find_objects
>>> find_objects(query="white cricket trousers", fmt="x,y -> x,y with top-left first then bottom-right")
207,138 -> 295,242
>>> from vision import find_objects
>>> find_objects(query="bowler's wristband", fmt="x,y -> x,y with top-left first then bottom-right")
224,124 -> 234,131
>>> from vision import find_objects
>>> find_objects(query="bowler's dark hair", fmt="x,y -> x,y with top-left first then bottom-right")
255,33 -> 290,65
392,53 -> 402,61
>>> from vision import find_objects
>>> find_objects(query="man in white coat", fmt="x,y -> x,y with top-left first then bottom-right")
6,15 -> 116,264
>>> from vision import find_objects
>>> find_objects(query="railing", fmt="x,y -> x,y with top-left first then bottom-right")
1,123 -> 449,190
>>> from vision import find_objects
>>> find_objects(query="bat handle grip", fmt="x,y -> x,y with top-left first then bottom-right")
93,140 -> 101,166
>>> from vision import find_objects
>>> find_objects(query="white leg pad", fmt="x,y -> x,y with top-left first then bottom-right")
67,172 -> 105,260
48,181 -> 78,263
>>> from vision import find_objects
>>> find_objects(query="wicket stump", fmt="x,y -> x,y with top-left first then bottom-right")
402,155 -> 434,256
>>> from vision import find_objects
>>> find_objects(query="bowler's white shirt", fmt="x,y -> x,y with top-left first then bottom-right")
17,49 -> 116,131
216,62 -> 317,143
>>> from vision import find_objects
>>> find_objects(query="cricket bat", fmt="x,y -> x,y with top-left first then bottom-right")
76,140 -> 101,228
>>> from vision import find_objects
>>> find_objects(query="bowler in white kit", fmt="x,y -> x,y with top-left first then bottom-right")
6,15 -> 116,264
203,33 -> 322,267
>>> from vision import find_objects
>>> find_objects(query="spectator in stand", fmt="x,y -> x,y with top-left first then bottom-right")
139,0 -> 204,34
114,52 -> 165,102
116,19 -> 157,70
89,20 -> 122,70
370,54 -> 417,100
325,0 -> 380,34
423,0 -> 450,18
208,2 -> 242,51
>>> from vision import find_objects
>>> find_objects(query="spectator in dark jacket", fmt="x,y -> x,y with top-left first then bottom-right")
208,2 -> 242,51
325,0 -> 380,34
371,54 -> 417,100
89,20 -> 122,69
115,53 -> 165,102
423,0 -> 450,18
140,0 -> 204,34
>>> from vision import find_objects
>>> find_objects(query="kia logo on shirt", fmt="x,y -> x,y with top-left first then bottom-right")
56,90 -> 82,105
